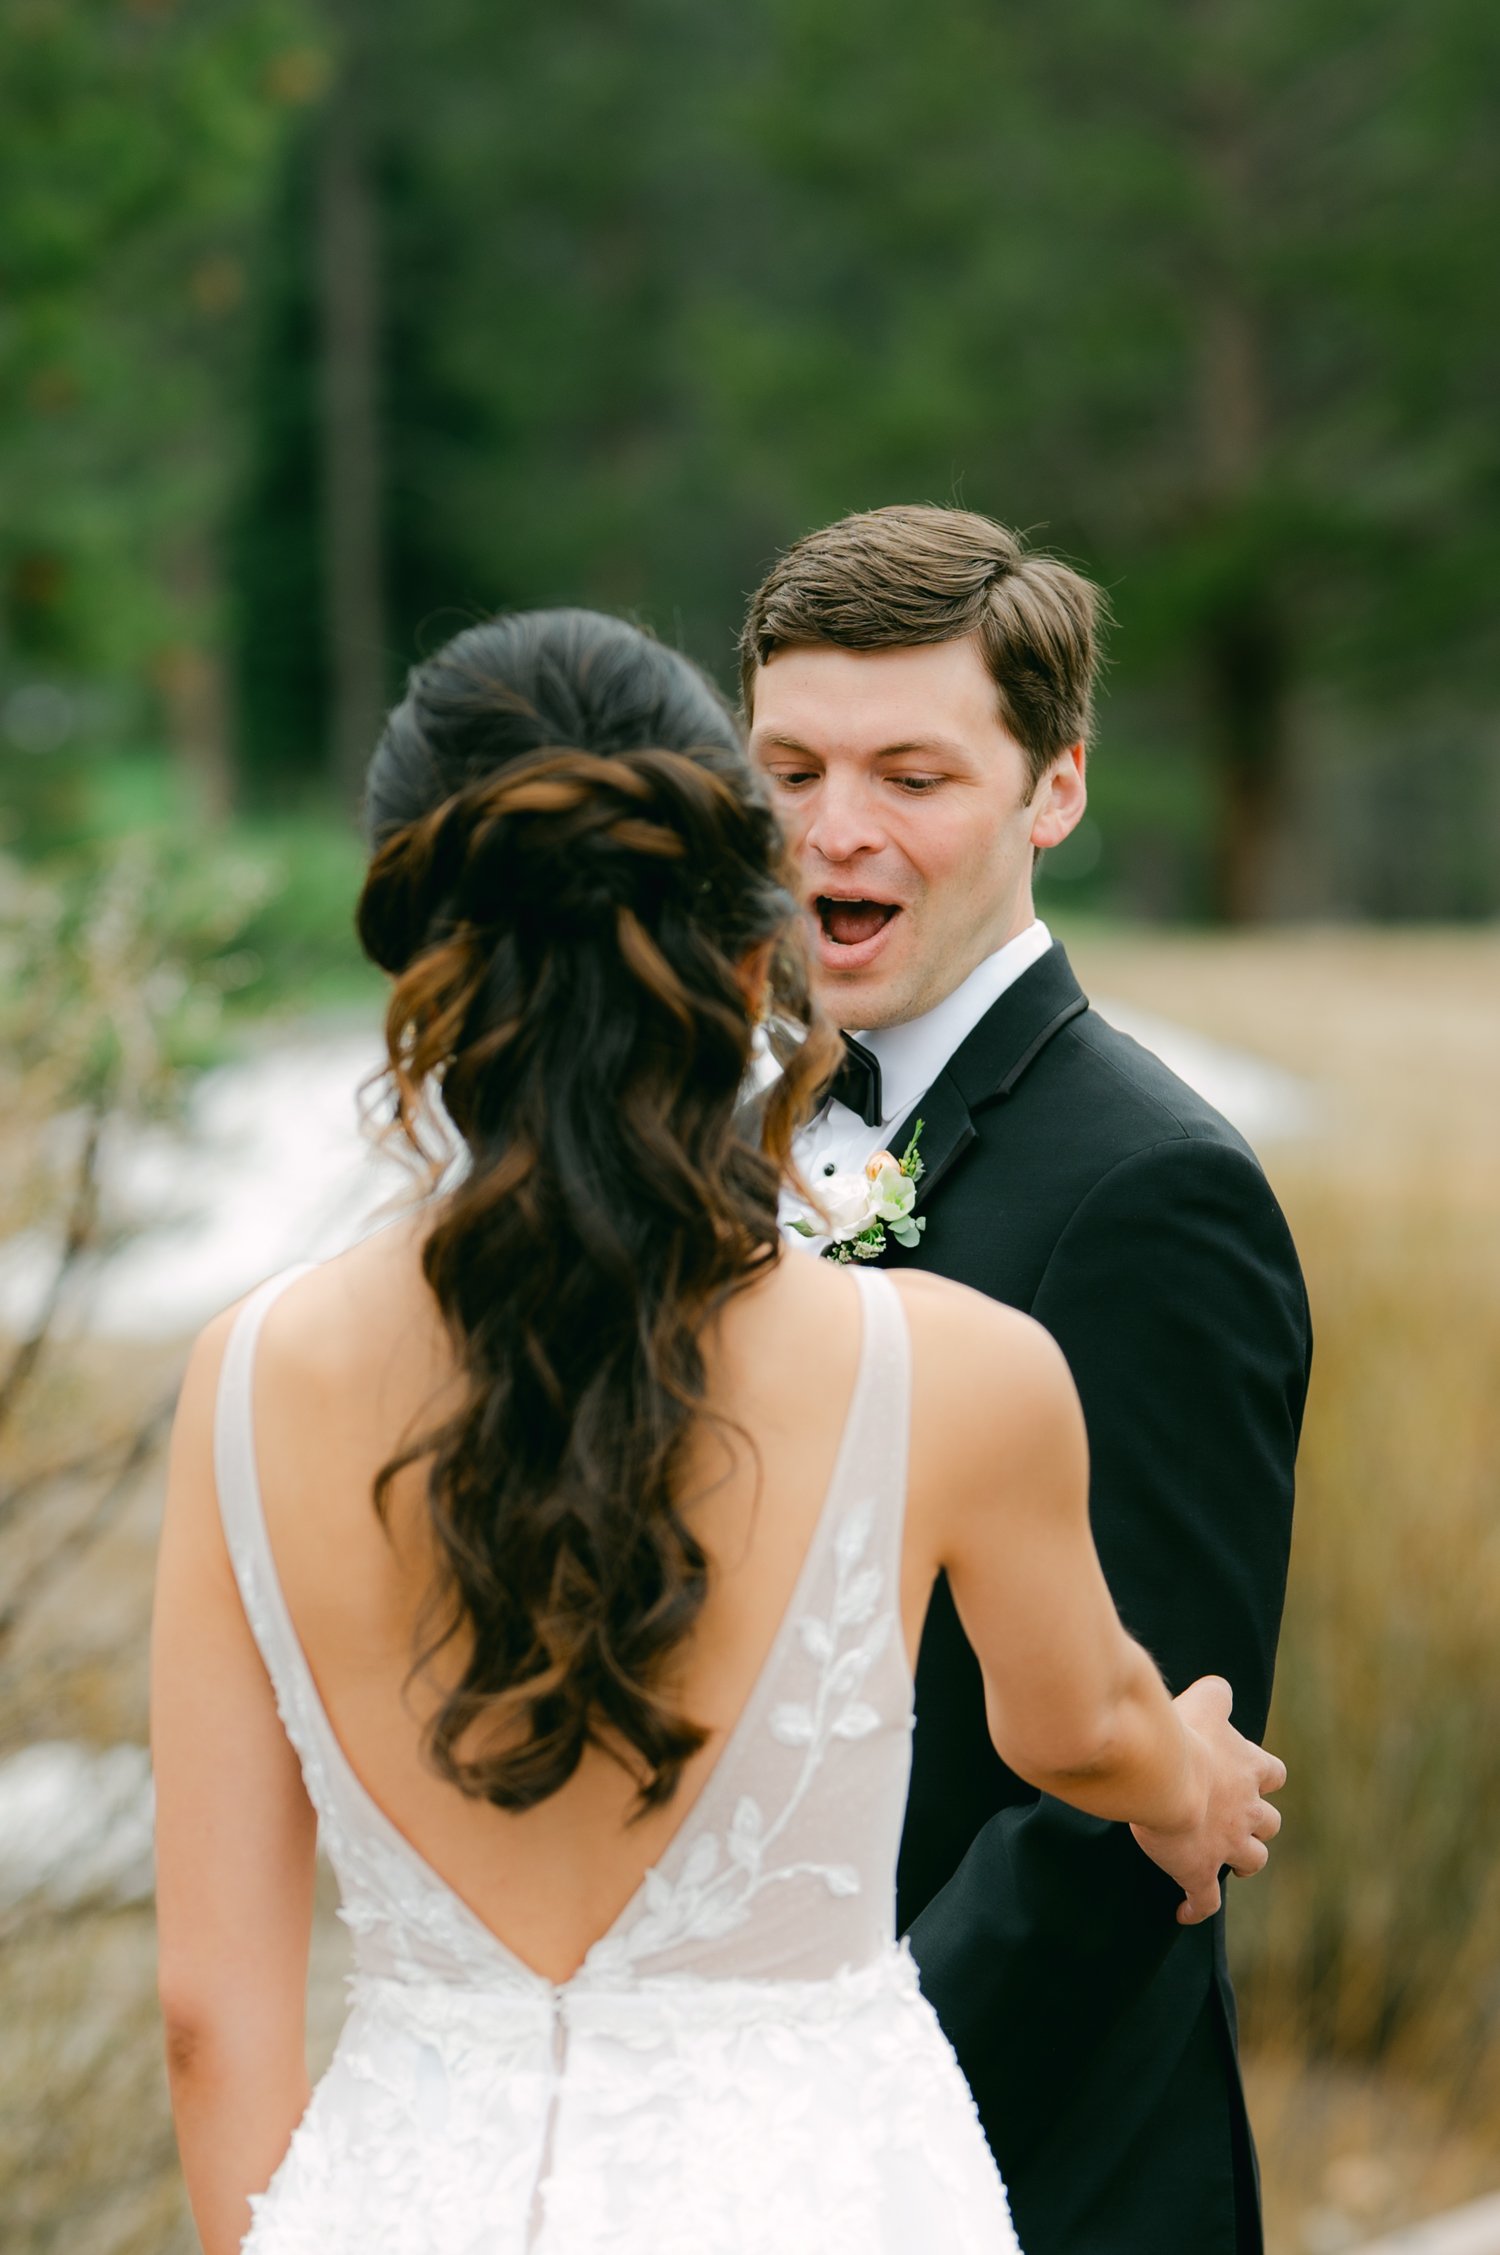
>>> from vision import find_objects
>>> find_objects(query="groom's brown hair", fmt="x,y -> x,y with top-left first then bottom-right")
739,504 -> 1104,793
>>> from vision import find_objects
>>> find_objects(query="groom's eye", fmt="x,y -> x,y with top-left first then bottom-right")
891,774 -> 943,794
768,767 -> 818,790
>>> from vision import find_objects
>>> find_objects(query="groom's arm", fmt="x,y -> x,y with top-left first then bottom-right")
905,1135 -> 1310,2153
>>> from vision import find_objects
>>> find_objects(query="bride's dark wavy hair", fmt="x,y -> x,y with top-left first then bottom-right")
356,608 -> 838,1815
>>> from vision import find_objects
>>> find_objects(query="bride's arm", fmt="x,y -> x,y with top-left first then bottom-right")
151,1312 -> 317,2255
900,1279 -> 1284,1925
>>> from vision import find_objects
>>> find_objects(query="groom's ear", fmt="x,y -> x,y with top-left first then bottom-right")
1028,743 -> 1088,853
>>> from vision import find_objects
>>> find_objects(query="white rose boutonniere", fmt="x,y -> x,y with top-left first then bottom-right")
790,1120 -> 927,1264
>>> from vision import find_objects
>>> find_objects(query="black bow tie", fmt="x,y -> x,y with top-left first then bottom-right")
830,1034 -> 884,1129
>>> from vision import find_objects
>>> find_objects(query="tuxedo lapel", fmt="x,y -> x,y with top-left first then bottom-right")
889,1065 -> 976,1208
885,947 -> 1089,1223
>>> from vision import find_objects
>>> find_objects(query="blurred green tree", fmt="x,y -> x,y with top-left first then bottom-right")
230,0 -> 1497,911
18,0 -> 1492,913
709,0 -> 1500,915
0,0 -> 326,823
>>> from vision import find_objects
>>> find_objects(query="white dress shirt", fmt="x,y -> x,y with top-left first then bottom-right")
781,920 -> 1054,1247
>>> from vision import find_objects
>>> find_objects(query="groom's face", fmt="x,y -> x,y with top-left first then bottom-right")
749,637 -> 1085,1030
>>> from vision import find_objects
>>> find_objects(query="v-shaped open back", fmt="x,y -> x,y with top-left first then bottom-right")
215,1260 -> 1019,2255
214,1260 -> 916,1996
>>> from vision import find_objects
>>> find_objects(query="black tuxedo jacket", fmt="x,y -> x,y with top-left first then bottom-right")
882,946 -> 1310,2255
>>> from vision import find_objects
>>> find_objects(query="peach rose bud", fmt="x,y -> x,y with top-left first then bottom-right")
864,1149 -> 899,1180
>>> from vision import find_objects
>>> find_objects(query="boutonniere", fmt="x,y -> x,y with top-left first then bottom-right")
790,1120 -> 927,1264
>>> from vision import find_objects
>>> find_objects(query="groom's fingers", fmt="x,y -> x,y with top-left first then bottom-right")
1258,1750 -> 1287,1794
1177,1874 -> 1222,1926
1228,1837 -> 1270,1878
1252,1798 -> 1283,1842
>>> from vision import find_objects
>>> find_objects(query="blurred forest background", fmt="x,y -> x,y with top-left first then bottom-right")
2,3 -> 1499,2253
6,0 -> 1499,919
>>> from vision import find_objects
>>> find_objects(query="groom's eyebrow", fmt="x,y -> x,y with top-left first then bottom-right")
871,737 -> 971,760
755,732 -> 971,760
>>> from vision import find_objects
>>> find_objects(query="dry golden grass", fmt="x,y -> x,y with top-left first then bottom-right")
1070,924 -> 1500,1199
4,928 -> 1498,2252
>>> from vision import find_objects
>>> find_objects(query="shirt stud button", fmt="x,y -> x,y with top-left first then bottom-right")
823,1161 -> 837,1176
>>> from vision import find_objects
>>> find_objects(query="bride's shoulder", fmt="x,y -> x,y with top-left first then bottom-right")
185,1213 -> 437,1401
267,1218 -> 441,1378
887,1271 -> 1078,1452
887,1267 -> 1056,1361
787,1257 -> 1065,1401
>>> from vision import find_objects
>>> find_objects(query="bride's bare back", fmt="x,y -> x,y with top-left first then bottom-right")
244,1217 -> 915,1981
188,1169 -> 1130,1988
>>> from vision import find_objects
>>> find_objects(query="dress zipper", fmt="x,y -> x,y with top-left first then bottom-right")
523,1987 -> 569,2252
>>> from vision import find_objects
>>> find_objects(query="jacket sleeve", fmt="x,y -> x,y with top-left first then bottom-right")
905,1133 -> 1310,2154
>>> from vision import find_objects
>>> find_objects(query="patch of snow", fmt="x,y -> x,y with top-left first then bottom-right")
0,1741 -> 155,1911
0,1026 -> 422,1342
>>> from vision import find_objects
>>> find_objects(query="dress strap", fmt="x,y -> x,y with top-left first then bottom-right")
841,1267 -> 913,1570
213,1267 -> 324,1731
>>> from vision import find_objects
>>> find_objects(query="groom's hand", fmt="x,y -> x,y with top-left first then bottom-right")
1130,1676 -> 1287,1927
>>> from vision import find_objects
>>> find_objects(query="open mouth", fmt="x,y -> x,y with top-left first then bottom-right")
815,896 -> 901,949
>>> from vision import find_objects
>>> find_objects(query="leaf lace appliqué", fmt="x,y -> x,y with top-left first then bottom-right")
586,1498 -> 893,1976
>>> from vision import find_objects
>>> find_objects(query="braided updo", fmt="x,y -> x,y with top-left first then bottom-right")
355,610 -> 837,1815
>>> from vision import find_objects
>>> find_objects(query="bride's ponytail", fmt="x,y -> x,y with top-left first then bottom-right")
356,611 -> 835,1813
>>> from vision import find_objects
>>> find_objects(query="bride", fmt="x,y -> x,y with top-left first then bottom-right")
151,607 -> 1284,2254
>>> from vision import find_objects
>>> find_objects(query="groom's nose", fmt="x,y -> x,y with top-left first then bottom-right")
801,772 -> 888,869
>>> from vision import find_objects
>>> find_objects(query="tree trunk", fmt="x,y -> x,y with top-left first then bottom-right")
318,42 -> 386,813
158,537 -> 235,824
156,641 -> 235,825
1202,598 -> 1289,924
1189,13 -> 1291,922
1196,284 -> 1290,922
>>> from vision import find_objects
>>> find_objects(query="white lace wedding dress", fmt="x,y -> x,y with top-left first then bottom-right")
215,1263 -> 1020,2253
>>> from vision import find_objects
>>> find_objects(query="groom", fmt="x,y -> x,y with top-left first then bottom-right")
742,505 -> 1311,2255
